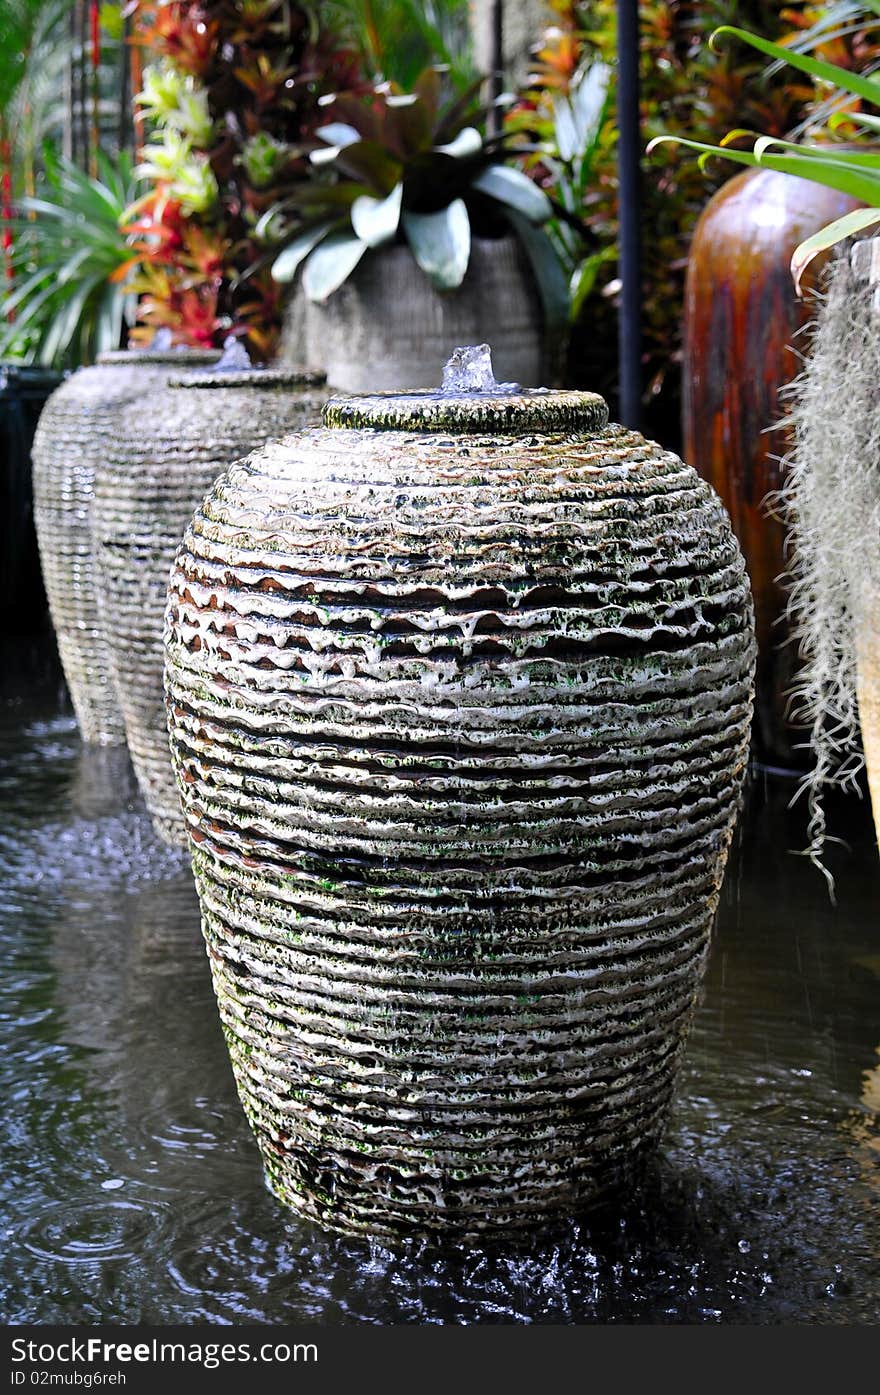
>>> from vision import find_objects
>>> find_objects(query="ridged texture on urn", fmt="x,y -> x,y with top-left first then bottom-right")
31,352 -> 215,744
164,409 -> 755,1237
92,371 -> 327,844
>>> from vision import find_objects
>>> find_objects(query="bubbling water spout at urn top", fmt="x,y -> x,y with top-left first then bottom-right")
214,335 -> 256,372
146,327 -> 175,352
441,344 -> 520,394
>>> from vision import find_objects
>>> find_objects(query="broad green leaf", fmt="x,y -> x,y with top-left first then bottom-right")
271,221 -> 338,282
332,141 -> 403,197
434,75 -> 487,144
385,96 -> 431,160
256,183 -> 362,239
351,184 -> 403,248
570,246 -> 616,321
792,206 -> 880,294
829,111 -> 880,135
435,127 -> 483,159
302,231 -> 370,302
710,25 -> 880,107
319,93 -> 381,145
402,199 -> 471,290
314,123 -> 361,148
505,209 -> 571,333
572,62 -> 611,143
648,136 -> 880,205
413,67 -> 442,123
472,165 -> 553,224
289,181 -> 365,210
552,97 -> 580,164
751,134 -> 880,167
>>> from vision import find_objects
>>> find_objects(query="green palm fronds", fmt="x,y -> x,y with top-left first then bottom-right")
0,147 -> 141,367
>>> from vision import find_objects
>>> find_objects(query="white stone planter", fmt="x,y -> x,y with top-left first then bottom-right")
281,235 -> 546,390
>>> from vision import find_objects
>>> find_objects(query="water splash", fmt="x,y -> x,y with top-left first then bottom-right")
148,328 -> 175,352
214,336 -> 255,372
441,344 -> 519,394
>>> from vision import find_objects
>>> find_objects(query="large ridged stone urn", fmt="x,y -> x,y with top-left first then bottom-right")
164,352 -> 756,1238
31,348 -> 217,744
93,355 -> 327,844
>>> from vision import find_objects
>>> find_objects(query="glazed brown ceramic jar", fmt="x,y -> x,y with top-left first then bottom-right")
683,166 -> 860,766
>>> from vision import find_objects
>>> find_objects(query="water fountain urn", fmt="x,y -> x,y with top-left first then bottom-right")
93,342 -> 327,843
31,343 -> 218,744
164,346 -> 756,1237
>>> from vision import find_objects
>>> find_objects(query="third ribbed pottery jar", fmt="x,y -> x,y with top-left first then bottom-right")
31,349 -> 217,744
93,362 -> 327,845
164,380 -> 756,1238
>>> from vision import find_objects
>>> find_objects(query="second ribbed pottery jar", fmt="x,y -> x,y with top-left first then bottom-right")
93,364 -> 327,845
164,385 -> 756,1238
31,349 -> 218,743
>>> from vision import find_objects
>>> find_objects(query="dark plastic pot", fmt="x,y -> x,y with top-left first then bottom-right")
0,363 -> 65,631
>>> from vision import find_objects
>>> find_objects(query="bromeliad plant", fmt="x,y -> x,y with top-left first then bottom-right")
648,22 -> 880,293
124,1 -> 365,358
267,69 -> 569,329
324,0 -> 475,91
505,1 -> 833,423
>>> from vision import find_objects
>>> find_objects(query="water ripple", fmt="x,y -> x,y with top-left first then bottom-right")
18,1197 -> 172,1266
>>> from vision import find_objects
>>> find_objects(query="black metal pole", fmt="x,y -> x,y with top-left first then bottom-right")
616,0 -> 642,430
488,0 -> 504,137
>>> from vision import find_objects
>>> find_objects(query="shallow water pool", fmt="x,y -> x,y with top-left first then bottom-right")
1,634 -> 878,1324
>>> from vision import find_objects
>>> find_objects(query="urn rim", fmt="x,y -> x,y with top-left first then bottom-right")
168,365 -> 327,391
322,389 -> 609,435
96,348 -> 221,367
